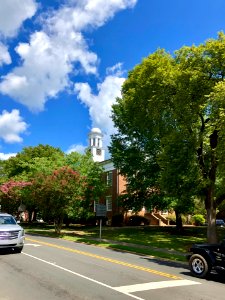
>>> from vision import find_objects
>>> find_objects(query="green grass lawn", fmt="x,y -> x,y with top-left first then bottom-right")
23,224 -> 225,262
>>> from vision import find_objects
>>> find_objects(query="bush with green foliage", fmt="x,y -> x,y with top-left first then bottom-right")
167,214 -> 188,225
192,214 -> 205,226
127,215 -> 150,226
111,214 -> 124,226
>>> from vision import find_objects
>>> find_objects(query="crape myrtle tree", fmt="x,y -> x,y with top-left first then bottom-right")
31,166 -> 87,234
110,32 -> 225,243
1,144 -> 65,221
32,152 -> 105,233
0,181 -> 32,215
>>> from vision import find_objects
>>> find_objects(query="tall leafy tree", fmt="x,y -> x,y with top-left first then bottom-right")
110,33 -> 225,243
3,144 -> 65,179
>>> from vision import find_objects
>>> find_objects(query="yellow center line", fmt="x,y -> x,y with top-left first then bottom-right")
26,237 -> 182,280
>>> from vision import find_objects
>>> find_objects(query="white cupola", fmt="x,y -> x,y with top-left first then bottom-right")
88,128 -> 105,162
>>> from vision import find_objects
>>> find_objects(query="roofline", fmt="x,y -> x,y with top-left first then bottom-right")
98,158 -> 112,165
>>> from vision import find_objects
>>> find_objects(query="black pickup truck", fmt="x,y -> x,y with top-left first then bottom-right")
188,238 -> 225,278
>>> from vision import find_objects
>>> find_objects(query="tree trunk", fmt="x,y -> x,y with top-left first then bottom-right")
32,208 -> 37,222
206,208 -> 217,243
205,188 -> 217,243
28,210 -> 32,223
175,210 -> 183,232
197,127 -> 218,243
54,216 -> 63,234
205,143 -> 218,244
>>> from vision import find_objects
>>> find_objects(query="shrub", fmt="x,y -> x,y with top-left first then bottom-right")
111,214 -> 124,226
84,215 -> 97,226
127,215 -> 150,226
167,214 -> 190,225
167,215 -> 176,225
192,214 -> 205,226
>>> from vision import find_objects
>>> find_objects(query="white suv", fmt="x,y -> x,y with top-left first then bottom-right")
0,213 -> 25,253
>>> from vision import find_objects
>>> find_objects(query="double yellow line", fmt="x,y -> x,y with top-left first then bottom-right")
26,237 -> 182,280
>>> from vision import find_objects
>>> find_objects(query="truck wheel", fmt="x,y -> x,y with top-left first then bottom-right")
189,254 -> 211,278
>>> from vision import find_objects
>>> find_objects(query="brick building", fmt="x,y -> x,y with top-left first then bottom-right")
88,128 -> 126,223
88,128 -> 169,225
99,159 -> 127,223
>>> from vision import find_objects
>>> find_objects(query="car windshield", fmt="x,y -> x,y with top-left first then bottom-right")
0,216 -> 17,225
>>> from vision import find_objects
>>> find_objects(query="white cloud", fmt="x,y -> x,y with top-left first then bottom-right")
0,110 -> 28,143
75,64 -> 125,150
0,43 -> 11,66
66,144 -> 87,154
0,152 -> 17,160
106,63 -> 124,76
0,0 -> 137,112
0,0 -> 37,37
0,31 -> 74,111
46,0 -> 137,33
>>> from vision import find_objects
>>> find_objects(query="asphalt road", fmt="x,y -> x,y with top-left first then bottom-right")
1,234 -> 224,300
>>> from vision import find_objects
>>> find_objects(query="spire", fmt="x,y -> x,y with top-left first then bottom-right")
88,128 -> 105,162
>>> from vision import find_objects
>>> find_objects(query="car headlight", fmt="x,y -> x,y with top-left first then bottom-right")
20,229 -> 25,236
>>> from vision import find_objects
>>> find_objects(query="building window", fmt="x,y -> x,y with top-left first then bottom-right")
106,196 -> 112,211
106,171 -> 113,186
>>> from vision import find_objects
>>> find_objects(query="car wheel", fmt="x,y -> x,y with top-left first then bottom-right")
189,254 -> 211,278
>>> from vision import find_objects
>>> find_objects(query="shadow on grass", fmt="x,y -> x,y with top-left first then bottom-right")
25,231 -> 225,284
24,226 -> 225,284
25,230 -> 187,262
24,225 -> 225,267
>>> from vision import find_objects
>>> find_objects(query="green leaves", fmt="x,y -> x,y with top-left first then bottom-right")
3,144 -> 65,179
110,32 -> 225,240
0,145 -> 105,233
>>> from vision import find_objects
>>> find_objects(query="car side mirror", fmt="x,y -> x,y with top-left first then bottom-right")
17,220 -> 20,224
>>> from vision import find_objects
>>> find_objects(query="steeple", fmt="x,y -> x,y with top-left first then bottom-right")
88,128 -> 105,162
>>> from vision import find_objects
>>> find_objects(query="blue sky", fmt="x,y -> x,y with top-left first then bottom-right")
0,0 -> 225,160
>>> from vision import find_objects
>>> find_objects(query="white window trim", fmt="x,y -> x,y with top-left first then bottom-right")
106,171 -> 113,186
106,196 -> 112,212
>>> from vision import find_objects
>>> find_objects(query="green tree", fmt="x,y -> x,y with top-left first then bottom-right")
65,150 -> 106,215
1,145 -> 65,220
110,32 -> 225,243
3,144 -> 65,179
1,145 -> 105,226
